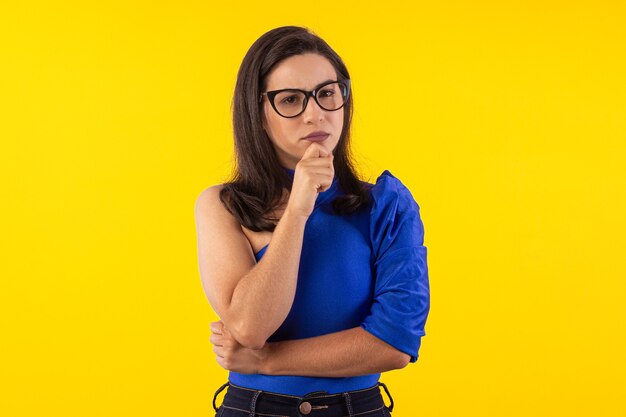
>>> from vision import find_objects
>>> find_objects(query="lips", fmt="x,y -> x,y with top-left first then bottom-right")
303,131 -> 330,139
303,134 -> 329,142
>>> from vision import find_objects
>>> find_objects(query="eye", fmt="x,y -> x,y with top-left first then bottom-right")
280,95 -> 299,105
318,89 -> 336,98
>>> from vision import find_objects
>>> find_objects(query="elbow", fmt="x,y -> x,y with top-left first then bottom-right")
238,334 -> 267,350
221,303 -> 269,350
391,351 -> 411,370
230,321 -> 268,350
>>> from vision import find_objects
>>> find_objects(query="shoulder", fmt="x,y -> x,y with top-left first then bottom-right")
361,170 -> 420,211
365,170 -> 425,252
194,184 -> 233,223
195,184 -> 223,209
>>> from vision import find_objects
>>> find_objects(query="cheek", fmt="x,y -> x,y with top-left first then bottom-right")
333,110 -> 345,130
269,116 -> 288,137
263,107 -> 279,134
264,112 -> 292,142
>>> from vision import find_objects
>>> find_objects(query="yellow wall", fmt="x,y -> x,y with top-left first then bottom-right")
1,1 -> 624,416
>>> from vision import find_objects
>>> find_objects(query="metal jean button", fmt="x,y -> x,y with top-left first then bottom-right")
299,401 -> 312,415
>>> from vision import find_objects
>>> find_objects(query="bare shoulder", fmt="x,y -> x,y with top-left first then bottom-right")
195,184 -> 234,222
195,183 -> 224,210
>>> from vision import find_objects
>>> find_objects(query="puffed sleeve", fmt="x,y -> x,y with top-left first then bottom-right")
360,170 -> 430,363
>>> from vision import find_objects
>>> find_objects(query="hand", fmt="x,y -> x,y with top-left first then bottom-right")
286,142 -> 335,218
209,320 -> 268,374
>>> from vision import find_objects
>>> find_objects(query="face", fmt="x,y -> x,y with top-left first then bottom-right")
261,53 -> 345,169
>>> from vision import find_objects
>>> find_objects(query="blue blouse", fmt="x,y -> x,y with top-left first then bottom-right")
228,168 -> 430,395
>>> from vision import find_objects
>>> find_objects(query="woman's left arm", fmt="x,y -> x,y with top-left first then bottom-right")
210,320 -> 409,377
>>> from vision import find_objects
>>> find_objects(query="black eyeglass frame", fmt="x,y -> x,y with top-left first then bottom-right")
259,79 -> 351,118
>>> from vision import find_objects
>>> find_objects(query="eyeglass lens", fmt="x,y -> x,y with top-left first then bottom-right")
273,82 -> 347,117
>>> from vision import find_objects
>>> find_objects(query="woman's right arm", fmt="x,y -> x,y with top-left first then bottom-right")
194,143 -> 333,350
195,190 -> 307,350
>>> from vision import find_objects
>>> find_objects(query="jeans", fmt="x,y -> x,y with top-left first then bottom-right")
212,381 -> 394,417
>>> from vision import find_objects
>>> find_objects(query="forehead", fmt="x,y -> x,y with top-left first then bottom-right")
265,53 -> 337,90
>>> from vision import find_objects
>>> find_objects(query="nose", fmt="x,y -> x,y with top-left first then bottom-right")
302,94 -> 324,121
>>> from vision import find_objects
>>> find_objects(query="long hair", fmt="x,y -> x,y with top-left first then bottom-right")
220,26 -> 372,232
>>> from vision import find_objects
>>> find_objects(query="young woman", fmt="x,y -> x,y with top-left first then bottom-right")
195,25 -> 430,417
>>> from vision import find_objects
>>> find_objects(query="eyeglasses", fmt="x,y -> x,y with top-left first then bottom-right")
259,79 -> 351,118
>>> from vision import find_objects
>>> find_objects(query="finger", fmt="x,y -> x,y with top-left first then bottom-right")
302,169 -> 334,177
213,344 -> 225,356
209,333 -> 223,346
299,158 -> 334,169
221,325 -> 231,337
210,321 -> 223,334
308,173 -> 334,187
302,142 -> 324,159
216,355 -> 228,370
212,333 -> 234,348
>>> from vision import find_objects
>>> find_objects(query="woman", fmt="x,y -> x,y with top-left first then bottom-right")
195,26 -> 430,417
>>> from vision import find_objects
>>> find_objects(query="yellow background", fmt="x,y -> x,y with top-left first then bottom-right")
1,1 -> 625,416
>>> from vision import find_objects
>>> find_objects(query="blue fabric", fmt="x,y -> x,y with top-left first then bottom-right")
228,167 -> 430,395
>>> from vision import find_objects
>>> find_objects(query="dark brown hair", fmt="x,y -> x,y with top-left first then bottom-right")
220,25 -> 372,232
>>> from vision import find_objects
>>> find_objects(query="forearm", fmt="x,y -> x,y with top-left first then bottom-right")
226,209 -> 308,349
260,326 -> 410,377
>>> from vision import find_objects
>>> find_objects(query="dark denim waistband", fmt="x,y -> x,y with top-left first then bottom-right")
212,381 -> 394,417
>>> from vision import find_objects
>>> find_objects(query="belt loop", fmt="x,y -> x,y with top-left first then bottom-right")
378,382 -> 394,412
212,382 -> 230,412
249,389 -> 262,417
342,392 -> 355,417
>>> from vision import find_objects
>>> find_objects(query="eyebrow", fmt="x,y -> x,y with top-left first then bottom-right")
273,79 -> 337,91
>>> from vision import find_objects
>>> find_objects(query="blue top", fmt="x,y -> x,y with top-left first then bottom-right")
228,167 -> 430,395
